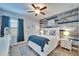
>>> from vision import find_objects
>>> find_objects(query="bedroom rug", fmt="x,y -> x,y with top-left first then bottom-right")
18,44 -> 39,56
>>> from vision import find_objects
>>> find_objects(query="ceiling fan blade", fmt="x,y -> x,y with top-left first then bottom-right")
28,11 -> 34,12
40,6 -> 47,11
35,13 -> 38,16
31,4 -> 36,9
40,12 -> 45,15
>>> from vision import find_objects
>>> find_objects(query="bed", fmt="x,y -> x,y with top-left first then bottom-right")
28,27 -> 60,56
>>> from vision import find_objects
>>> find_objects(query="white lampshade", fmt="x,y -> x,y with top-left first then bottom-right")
63,31 -> 70,36
40,30 -> 43,35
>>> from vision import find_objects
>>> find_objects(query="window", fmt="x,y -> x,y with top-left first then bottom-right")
10,19 -> 18,36
10,20 -> 18,28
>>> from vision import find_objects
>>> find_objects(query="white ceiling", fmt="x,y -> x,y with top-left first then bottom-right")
0,3 -> 79,20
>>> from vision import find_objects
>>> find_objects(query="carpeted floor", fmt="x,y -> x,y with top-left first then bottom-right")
9,43 -> 79,56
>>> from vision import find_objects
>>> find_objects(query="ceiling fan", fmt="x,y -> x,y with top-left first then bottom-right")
28,4 -> 47,16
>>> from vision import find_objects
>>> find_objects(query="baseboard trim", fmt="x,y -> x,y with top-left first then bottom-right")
13,41 -> 27,46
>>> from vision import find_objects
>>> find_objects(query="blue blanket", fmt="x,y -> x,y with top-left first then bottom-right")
28,35 -> 49,52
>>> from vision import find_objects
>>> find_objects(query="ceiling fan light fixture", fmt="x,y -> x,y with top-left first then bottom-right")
28,4 -> 47,16
35,9 -> 40,14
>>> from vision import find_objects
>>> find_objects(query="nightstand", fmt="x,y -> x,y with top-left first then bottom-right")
60,38 -> 72,52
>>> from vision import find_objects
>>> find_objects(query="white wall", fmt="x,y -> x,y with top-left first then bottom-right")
0,8 -> 40,42
24,17 -> 40,41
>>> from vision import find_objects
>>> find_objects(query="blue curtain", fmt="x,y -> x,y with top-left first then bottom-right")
17,19 -> 24,42
1,15 -> 10,37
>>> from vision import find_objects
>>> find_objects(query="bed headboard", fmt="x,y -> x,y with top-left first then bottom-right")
41,27 -> 60,38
